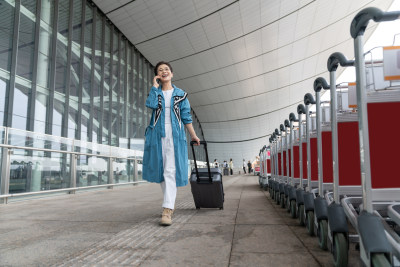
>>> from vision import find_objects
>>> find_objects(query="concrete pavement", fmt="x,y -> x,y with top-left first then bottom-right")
0,175 -> 359,266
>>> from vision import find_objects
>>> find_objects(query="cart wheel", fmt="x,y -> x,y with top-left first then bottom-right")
318,220 -> 328,250
196,207 -> 200,210
280,195 -> 285,208
306,210 -> 314,236
286,198 -> 291,213
271,189 -> 274,199
333,233 -> 348,267
219,207 -> 224,210
371,253 -> 391,267
298,204 -> 305,226
290,200 -> 297,218
276,192 -> 280,205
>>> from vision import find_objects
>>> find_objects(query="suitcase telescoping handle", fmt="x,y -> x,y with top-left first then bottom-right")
190,141 -> 212,183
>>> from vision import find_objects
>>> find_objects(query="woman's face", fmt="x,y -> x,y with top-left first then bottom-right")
157,64 -> 173,82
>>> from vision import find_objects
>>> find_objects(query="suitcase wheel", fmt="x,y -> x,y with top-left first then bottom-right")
196,206 -> 200,210
219,207 -> 224,210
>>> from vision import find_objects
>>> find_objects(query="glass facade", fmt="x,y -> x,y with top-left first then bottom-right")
0,0 -> 204,199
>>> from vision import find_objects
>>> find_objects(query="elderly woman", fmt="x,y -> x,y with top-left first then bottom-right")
143,61 -> 200,226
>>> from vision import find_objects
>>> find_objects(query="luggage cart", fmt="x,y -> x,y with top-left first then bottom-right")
283,119 -> 292,210
326,52 -> 362,267
295,104 -> 308,224
311,77 -> 340,251
303,93 -> 320,234
348,7 -> 400,266
288,113 -> 300,215
278,123 -> 290,208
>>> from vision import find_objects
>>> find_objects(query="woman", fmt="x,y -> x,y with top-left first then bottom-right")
229,159 -> 233,175
143,61 -> 200,226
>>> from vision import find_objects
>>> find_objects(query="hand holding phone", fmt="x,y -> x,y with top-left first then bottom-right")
153,76 -> 161,88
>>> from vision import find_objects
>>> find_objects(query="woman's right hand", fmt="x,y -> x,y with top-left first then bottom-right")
153,76 -> 161,88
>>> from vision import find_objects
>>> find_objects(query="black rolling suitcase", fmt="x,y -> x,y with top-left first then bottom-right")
190,141 -> 224,210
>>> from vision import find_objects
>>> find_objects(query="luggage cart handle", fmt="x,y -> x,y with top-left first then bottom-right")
304,93 -> 316,105
327,52 -> 354,72
313,77 -> 330,92
350,7 -> 400,38
190,141 -> 212,183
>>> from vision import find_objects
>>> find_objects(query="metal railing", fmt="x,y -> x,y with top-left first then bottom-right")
0,127 -> 146,203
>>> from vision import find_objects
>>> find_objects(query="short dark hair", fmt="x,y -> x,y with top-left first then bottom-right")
154,61 -> 173,76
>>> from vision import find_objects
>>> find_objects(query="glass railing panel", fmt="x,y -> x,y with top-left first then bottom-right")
114,158 -> 135,183
76,155 -> 109,187
74,140 -> 111,156
7,128 -> 73,151
0,126 -> 6,144
9,149 -> 71,193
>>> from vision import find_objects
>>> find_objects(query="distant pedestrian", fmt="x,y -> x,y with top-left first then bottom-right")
229,159 -> 233,175
214,159 -> 219,168
242,159 -> 247,174
247,160 -> 252,174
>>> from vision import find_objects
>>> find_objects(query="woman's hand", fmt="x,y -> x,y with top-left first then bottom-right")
191,135 -> 200,146
153,76 -> 161,88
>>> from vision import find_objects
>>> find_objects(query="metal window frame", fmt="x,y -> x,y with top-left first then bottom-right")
88,4 -> 97,142
98,14 -> 105,144
108,25 -> 113,146
116,31 -> 121,145
76,0 -> 86,141
62,0 -> 74,139
4,0 -> 21,128
46,0 -> 59,136
27,0 -> 41,132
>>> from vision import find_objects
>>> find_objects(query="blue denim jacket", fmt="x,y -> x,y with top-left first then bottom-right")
142,84 -> 192,187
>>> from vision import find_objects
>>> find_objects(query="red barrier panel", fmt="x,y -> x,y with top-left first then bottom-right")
368,102 -> 400,188
322,131 -> 333,183
310,137 -> 318,181
302,142 -> 307,179
293,146 -> 300,178
338,121 -> 362,186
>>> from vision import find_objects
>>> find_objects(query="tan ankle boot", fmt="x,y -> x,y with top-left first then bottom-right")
160,208 -> 173,226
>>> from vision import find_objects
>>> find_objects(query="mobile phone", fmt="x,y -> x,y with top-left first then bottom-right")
156,78 -> 161,85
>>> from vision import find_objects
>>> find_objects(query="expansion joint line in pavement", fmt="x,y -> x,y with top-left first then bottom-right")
227,176 -> 246,267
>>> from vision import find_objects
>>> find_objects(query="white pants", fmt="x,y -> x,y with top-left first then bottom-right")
160,123 -> 176,210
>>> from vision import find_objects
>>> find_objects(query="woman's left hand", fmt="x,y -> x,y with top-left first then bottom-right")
191,135 -> 200,146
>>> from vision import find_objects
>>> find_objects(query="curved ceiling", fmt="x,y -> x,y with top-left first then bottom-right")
94,0 -> 393,163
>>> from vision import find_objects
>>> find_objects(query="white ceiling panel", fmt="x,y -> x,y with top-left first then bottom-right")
220,3 -> 243,40
262,50 -> 279,73
213,43 -> 235,67
221,65 -> 240,84
197,50 -> 220,72
93,0 -> 395,167
294,2 -> 317,40
261,23 -> 279,53
280,0 -> 300,16
239,0 -> 261,33
169,0 -> 198,26
234,61 -> 251,81
260,0 -> 281,26
278,12 -> 298,46
251,74 -> 265,95
244,30 -> 263,58
184,21 -> 210,53
167,29 -> 196,57
228,37 -> 248,62
201,13 -> 227,47
193,0 -> 218,17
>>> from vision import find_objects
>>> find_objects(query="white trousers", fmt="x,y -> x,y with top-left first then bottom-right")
160,123 -> 176,210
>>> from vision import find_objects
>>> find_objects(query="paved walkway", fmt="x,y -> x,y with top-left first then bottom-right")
0,175 -> 358,266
